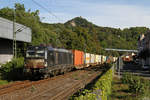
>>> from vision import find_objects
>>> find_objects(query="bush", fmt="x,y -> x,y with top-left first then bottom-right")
128,76 -> 149,94
0,57 -> 24,81
121,72 -> 133,84
121,72 -> 150,95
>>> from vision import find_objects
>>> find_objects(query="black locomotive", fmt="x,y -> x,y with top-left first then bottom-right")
24,46 -> 74,78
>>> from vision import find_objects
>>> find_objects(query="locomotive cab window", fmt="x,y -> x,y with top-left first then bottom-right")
26,50 -> 45,58
26,51 -> 35,57
36,50 -> 45,57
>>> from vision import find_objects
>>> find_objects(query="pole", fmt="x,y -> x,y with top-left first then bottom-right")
13,8 -> 16,58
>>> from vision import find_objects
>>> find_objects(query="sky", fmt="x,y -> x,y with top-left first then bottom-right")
0,0 -> 150,29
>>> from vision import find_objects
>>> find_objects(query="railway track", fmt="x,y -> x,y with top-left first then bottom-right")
52,72 -> 99,100
0,80 -> 30,95
25,70 -> 101,100
0,66 -> 102,100
24,71 -> 86,100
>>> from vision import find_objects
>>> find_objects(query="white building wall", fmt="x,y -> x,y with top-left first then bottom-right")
0,17 -> 32,65
0,54 -> 13,65
0,17 -> 32,43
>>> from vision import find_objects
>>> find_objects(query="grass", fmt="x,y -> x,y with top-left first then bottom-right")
110,77 -> 150,100
0,80 -> 10,85
111,77 -> 132,100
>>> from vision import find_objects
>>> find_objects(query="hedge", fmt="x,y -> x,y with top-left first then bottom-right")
70,64 -> 114,100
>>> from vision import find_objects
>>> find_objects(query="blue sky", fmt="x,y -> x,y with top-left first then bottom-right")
1,0 -> 150,29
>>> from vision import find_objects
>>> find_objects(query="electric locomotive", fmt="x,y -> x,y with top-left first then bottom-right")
24,46 -> 73,78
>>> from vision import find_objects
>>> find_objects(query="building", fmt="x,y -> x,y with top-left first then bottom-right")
0,17 -> 32,65
137,32 -> 150,67
144,33 -> 150,66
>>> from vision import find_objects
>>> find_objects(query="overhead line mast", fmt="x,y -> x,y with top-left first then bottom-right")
13,8 -> 17,58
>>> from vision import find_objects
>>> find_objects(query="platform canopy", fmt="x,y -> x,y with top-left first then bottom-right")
0,17 -> 32,43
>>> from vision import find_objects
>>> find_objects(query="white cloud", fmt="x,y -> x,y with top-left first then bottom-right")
39,2 -> 150,29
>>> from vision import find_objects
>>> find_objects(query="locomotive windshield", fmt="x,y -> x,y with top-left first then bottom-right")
26,46 -> 45,58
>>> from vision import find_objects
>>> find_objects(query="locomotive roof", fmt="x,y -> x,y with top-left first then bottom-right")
27,46 -> 72,53
47,47 -> 72,53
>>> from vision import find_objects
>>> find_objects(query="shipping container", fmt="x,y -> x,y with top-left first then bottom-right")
106,56 -> 113,63
90,54 -> 95,63
72,50 -> 84,69
104,56 -> 107,62
84,53 -> 90,66
95,55 -> 99,63
99,55 -> 102,63
106,56 -> 109,62
101,55 -> 106,63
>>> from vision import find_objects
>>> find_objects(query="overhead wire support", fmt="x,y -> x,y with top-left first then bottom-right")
13,8 -> 17,58
31,0 -> 63,22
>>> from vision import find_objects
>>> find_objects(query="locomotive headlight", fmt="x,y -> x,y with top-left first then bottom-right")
45,62 -> 47,67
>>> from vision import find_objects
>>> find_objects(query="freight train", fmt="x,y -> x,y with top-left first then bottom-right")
24,46 -> 117,78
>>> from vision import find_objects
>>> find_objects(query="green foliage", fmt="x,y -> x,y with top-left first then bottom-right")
128,76 -> 149,94
121,72 -> 150,95
0,57 -> 24,81
70,65 -> 113,100
93,68 -> 113,100
0,80 -> 10,85
121,72 -> 132,84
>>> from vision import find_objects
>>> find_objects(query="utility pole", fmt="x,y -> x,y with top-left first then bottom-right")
13,8 -> 17,58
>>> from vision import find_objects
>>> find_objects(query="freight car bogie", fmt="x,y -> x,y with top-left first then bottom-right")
23,68 -> 47,79
47,65 -> 74,76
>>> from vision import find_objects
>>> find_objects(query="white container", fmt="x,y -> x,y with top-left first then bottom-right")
90,54 -> 95,63
84,53 -> 90,64
95,55 -> 99,63
98,55 -> 101,63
